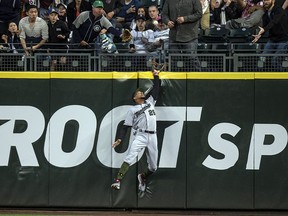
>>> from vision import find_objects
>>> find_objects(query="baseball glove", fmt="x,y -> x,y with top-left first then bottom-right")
152,59 -> 166,71
121,29 -> 133,42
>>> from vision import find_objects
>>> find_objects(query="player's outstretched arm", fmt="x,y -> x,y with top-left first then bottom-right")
151,70 -> 160,100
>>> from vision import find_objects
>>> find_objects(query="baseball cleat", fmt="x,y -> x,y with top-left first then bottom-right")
137,174 -> 146,192
111,179 -> 120,190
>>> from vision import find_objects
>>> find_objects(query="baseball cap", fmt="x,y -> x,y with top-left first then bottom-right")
49,8 -> 59,15
136,14 -> 146,21
56,2 -> 67,9
92,0 -> 104,8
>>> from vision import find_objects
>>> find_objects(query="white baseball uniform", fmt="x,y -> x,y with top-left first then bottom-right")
123,95 -> 158,172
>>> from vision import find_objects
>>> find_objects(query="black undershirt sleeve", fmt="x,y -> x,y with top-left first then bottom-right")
117,124 -> 131,141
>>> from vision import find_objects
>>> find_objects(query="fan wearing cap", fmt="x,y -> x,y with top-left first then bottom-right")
47,8 -> 70,49
129,14 -> 155,54
18,4 -> 49,56
72,0 -> 123,48
47,8 -> 70,70
56,2 -> 68,22
130,6 -> 148,30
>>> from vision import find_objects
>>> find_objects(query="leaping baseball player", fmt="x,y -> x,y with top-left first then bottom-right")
111,69 -> 161,192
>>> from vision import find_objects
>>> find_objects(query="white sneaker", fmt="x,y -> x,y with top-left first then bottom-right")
111,179 -> 120,190
137,174 -> 146,192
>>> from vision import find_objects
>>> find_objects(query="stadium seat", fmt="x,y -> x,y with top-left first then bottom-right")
227,27 -> 255,43
201,26 -> 230,54
227,27 -> 260,53
202,26 -> 229,43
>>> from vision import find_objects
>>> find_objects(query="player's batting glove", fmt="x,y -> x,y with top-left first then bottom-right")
112,139 -> 122,148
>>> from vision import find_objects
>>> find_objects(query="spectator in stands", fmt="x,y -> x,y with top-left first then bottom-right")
115,0 -> 142,29
39,0 -> 54,21
129,14 -> 156,53
71,0 -> 123,48
56,2 -> 68,22
0,0 -> 21,35
222,0 -> 243,23
67,0 -> 92,30
152,18 -> 169,63
129,14 -> 158,70
130,6 -> 148,30
161,0 -> 202,71
146,5 -> 161,30
153,18 -> 169,50
225,0 -> 265,29
1,22 -> 21,53
252,0 -> 288,71
210,0 -> 243,27
97,0 -> 123,40
100,0 -> 123,23
19,4 -> 49,56
200,0 -> 210,30
47,8 -> 70,70
20,0 -> 40,19
209,0 -> 221,25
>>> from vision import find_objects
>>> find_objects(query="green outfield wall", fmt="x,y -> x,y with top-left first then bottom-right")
0,72 -> 288,209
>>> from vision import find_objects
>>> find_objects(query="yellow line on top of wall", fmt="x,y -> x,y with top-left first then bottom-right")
0,72 -> 288,79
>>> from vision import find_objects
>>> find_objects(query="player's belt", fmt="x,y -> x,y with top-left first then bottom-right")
138,129 -> 157,134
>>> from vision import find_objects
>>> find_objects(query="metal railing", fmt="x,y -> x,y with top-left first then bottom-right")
0,43 -> 287,72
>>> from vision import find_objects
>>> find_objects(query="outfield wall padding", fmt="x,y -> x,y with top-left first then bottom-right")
0,72 -> 288,209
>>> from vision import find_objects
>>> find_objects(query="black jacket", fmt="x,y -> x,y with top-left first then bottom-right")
48,20 -> 70,49
0,0 -> 21,21
263,5 -> 288,42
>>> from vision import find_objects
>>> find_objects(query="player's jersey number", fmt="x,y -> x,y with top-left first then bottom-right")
148,110 -> 156,116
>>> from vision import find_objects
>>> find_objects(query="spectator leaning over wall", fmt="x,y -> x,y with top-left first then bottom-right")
71,0 -> 123,49
19,4 -> 49,56
225,0 -> 265,29
252,0 -> 288,71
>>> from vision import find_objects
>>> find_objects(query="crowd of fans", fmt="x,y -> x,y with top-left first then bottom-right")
0,0 -> 287,71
